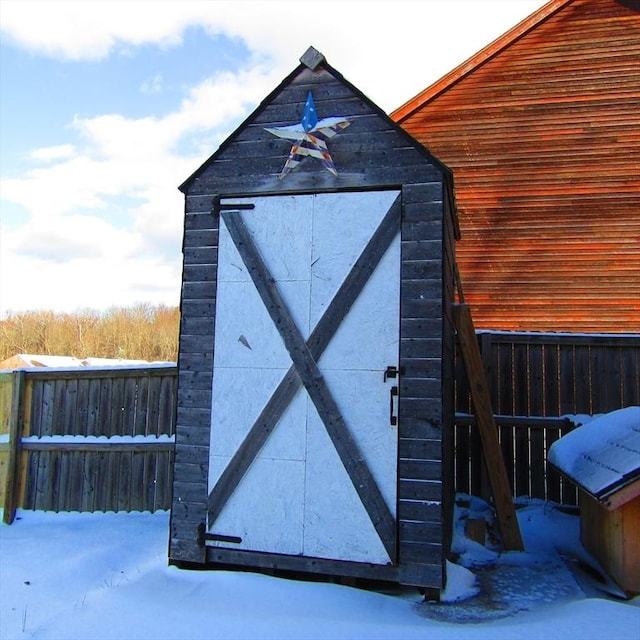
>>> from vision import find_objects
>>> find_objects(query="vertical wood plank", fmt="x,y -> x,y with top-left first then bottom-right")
63,378 -> 79,436
98,378 -> 113,437
76,378 -> 90,436
559,344 -> 576,416
53,379 -> 67,436
135,374 -> 150,436
604,347 -> 622,414
528,344 -> 545,499
109,376 -> 126,438
105,450 -> 119,512
513,344 -> 530,497
39,380 -> 55,437
143,450 -> 157,512
27,378 -> 42,439
94,452 -> 109,512
123,378 -> 137,436
147,376 -> 162,437
81,449 -> 97,512
158,374 -> 176,436
117,450 -> 132,512
454,423 -> 470,495
454,338 -> 472,495
67,451 -> 83,512
574,345 -> 592,415
589,346 -> 606,413
55,449 -> 70,512
86,378 -> 101,437
154,450 -> 172,511
130,451 -> 145,512
34,449 -> 49,511
622,347 -> 639,407
23,450 -> 38,510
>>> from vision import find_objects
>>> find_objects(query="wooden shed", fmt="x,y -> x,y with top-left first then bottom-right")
392,0 -> 640,333
169,47 -> 459,592
548,406 -> 640,594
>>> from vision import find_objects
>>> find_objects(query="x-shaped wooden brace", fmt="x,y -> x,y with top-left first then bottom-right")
208,195 -> 401,561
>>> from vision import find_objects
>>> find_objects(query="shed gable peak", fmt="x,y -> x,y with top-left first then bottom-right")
300,46 -> 326,70
179,46 -> 450,194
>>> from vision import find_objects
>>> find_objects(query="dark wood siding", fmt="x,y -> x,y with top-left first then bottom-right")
170,59 -> 457,588
394,0 -> 640,333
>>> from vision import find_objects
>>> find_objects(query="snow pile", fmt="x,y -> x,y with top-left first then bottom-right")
548,406 -> 640,496
1,502 -> 639,640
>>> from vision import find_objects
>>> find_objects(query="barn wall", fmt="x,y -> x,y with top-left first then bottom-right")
170,62 -> 456,587
395,0 -> 640,333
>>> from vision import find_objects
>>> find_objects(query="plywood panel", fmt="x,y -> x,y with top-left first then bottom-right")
208,191 -> 400,564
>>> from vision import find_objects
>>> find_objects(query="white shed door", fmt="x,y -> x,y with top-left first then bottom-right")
208,190 -> 400,565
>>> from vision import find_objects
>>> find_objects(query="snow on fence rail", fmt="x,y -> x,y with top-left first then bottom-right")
0,365 -> 177,523
1,332 -> 638,522
454,332 -> 640,506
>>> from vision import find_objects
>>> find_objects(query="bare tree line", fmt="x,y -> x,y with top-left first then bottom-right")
0,304 -> 180,363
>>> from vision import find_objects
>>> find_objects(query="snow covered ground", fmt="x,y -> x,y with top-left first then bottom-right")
1,498 -> 638,640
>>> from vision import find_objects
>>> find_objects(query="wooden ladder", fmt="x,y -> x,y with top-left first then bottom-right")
453,267 -> 524,551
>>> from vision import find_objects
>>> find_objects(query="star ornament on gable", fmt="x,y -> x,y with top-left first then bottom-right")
265,91 -> 350,179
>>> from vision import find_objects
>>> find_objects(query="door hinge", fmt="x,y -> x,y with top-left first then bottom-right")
197,522 -> 242,547
212,196 -> 255,216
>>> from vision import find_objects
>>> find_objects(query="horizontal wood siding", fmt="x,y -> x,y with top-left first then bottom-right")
183,67 -> 444,196
171,201 -> 219,564
441,182 -> 458,557
398,182 -> 450,587
395,0 -> 640,333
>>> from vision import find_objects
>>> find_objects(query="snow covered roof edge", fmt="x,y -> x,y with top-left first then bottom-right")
548,407 -> 640,505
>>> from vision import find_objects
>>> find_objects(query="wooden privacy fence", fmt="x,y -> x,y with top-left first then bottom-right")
0,365 -> 177,523
455,332 -> 640,506
1,333 -> 638,521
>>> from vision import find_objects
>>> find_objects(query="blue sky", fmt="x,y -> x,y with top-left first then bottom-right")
0,0 -> 546,316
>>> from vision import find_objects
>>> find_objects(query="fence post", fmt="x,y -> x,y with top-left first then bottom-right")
3,370 -> 25,524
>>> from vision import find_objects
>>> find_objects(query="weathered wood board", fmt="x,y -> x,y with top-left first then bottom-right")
170,47 -> 458,589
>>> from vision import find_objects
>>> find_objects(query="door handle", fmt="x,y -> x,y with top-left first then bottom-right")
389,386 -> 398,426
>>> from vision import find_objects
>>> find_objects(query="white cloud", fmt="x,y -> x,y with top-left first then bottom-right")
0,251 -> 181,315
0,62 -> 284,314
30,144 -> 76,162
0,0 -> 547,314
0,0 -> 197,60
1,1 -> 547,110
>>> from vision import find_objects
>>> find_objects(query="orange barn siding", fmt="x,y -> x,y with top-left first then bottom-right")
394,0 -> 640,333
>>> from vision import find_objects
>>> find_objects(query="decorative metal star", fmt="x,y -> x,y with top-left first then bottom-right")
265,91 -> 350,179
